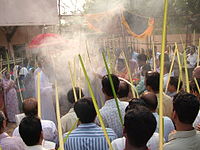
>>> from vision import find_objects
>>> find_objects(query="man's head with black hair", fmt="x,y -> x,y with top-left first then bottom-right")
19,116 -> 43,146
117,58 -> 126,72
0,111 -> 6,133
137,54 -> 147,67
145,71 -> 160,93
67,87 -> 84,104
172,92 -> 199,128
140,92 -> 158,112
74,97 -> 96,123
125,98 -> 146,113
118,80 -> 130,99
124,105 -> 157,149
102,74 -> 120,99
23,98 -> 38,117
141,64 -> 151,76
168,76 -> 182,93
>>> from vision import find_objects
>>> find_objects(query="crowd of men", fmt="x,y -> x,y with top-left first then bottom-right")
0,44 -> 200,150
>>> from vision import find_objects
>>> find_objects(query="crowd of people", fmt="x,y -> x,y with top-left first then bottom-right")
0,44 -> 200,150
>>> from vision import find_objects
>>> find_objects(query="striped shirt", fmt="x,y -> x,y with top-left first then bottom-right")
63,123 -> 117,150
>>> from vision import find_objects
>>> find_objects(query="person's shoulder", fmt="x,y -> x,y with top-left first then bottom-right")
119,101 -> 129,107
41,120 -> 56,129
163,141 -> 176,150
196,131 -> 200,137
2,136 -> 26,149
12,126 -> 20,137
111,137 -> 125,150
163,93 -> 172,100
149,132 -> 159,143
106,127 -> 116,134
163,116 -> 173,123
112,137 -> 125,143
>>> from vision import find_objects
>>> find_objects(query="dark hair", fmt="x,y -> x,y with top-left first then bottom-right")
141,64 -> 151,76
74,97 -> 96,123
22,98 -> 38,116
125,98 -> 146,112
137,54 -> 147,62
67,87 -> 84,104
173,92 -> 200,124
124,105 -> 157,148
19,116 -> 42,146
118,81 -> 129,98
190,78 -> 200,94
0,111 -> 6,129
145,71 -> 160,92
102,74 -> 120,97
140,92 -> 158,111
169,76 -> 182,90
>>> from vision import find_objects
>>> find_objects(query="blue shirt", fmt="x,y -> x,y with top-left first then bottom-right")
63,123 -> 117,150
153,112 -> 175,142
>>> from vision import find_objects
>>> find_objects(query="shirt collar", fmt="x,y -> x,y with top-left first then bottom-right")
27,145 -> 45,150
153,112 -> 158,117
168,129 -> 197,141
104,98 -> 120,106
68,108 -> 75,113
78,123 -> 98,128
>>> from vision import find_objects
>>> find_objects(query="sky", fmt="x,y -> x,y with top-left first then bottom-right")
60,0 -> 86,14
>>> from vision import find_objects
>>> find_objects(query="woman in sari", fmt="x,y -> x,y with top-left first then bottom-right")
2,72 -> 19,122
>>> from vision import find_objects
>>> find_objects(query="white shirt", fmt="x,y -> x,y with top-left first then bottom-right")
13,118 -> 58,142
61,108 -> 78,133
164,73 -> 169,89
111,133 -> 160,150
153,112 -> 175,142
193,111 -> 200,128
15,113 -> 26,126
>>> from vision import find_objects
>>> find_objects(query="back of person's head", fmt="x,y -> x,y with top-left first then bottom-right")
193,66 -> 200,78
145,71 -> 160,92
118,81 -> 129,98
22,98 -> 38,116
140,92 -> 158,112
124,105 -> 157,148
137,54 -> 147,62
67,87 -> 84,104
141,64 -> 151,76
102,74 -> 120,97
173,92 -> 200,124
74,97 -> 96,123
19,116 -> 42,146
169,76 -> 182,91
190,78 -> 200,95
0,111 -> 6,130
125,98 -> 146,112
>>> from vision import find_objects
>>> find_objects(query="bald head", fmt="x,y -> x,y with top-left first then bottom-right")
140,92 -> 158,112
23,98 -> 38,116
118,80 -> 129,98
193,66 -> 200,79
